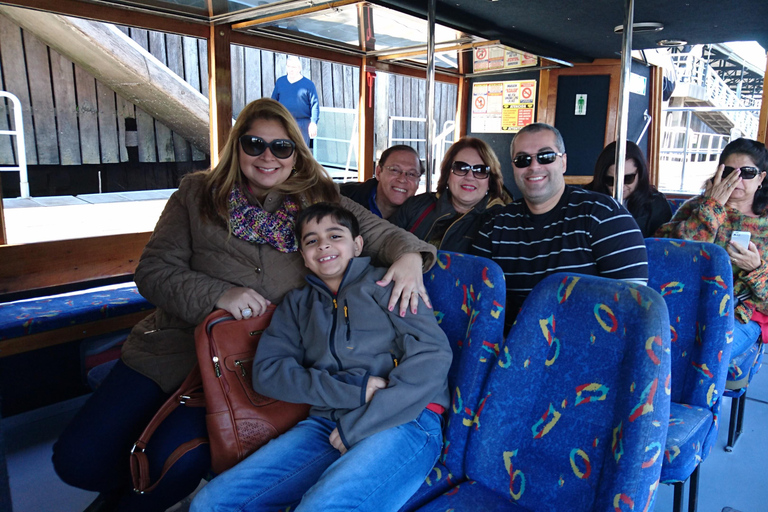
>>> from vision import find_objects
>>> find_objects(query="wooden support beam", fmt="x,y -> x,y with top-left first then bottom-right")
359,58 -> 376,181
758,50 -> 768,145
648,64 -> 663,187
0,174 -> 6,245
0,0 -> 209,37
454,47 -> 472,139
208,23 -> 233,164
0,5 -> 211,151
0,232 -> 151,295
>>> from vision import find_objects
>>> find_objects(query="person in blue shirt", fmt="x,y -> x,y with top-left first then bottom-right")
271,55 -> 320,146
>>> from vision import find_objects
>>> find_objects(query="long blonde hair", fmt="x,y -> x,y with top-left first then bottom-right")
199,98 -> 338,224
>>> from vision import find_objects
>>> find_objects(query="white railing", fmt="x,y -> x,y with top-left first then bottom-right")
313,106 -> 358,181
387,116 -> 456,191
670,53 -> 760,138
658,124 -> 730,194
0,91 -> 28,198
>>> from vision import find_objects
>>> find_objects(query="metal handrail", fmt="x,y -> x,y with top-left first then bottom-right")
0,91 -> 28,198
387,116 -> 455,190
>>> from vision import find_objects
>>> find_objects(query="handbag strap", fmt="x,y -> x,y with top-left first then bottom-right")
130,366 -> 208,494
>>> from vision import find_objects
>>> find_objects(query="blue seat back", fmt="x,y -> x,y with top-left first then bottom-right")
645,238 -> 734,408
463,273 -> 671,511
424,251 -> 506,473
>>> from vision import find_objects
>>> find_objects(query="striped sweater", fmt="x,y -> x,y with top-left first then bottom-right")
473,186 -> 648,328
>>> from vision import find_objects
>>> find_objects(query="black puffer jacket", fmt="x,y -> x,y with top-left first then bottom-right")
340,178 -> 379,211
393,191 -> 506,253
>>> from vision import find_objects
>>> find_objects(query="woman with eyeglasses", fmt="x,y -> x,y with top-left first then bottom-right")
587,140 -> 672,237
393,137 -> 511,253
657,137 -> 768,361
52,98 -> 436,512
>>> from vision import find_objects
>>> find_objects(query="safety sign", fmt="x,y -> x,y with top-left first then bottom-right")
472,79 -> 537,133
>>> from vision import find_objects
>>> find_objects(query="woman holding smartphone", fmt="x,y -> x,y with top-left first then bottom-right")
656,138 -> 768,358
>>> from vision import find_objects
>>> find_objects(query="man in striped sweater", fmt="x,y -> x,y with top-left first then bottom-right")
472,123 -> 648,332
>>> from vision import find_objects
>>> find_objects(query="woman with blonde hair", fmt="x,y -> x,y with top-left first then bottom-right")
393,137 -> 510,253
52,98 -> 435,512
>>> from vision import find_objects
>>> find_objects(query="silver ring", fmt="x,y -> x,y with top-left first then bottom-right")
242,307 -> 253,318
727,184 -> 732,187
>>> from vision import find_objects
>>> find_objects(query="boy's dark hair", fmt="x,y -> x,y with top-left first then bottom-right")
295,202 -> 360,244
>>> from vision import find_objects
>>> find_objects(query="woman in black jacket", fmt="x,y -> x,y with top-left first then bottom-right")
393,137 -> 510,253
588,141 -> 672,237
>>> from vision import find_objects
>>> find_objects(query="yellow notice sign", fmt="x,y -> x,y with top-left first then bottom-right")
472,79 -> 537,133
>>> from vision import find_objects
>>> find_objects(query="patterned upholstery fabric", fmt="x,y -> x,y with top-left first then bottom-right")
644,238 -> 734,483
401,252 -> 507,511
0,283 -> 152,340
416,273 -> 671,512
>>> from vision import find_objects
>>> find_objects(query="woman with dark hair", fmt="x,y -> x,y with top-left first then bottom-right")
393,137 -> 511,253
657,137 -> 768,360
589,140 -> 672,237
51,98 -> 436,512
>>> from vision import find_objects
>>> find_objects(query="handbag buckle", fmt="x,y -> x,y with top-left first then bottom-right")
130,442 -> 145,454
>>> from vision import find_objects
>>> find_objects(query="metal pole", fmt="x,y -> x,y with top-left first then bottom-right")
680,110 -> 692,191
425,0 -> 436,191
613,0 -> 634,205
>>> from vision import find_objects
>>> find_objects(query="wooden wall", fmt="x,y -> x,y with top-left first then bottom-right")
0,15 -> 457,175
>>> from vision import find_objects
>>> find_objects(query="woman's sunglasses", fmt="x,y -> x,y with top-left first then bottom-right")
605,173 -> 637,187
512,151 -> 564,168
451,161 -> 491,179
723,166 -> 762,180
239,135 -> 296,159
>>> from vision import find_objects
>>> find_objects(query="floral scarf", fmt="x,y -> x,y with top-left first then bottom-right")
228,183 -> 299,253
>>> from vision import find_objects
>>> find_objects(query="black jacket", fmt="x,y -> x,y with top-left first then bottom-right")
393,191 -> 505,253
339,178 -> 379,211
630,191 -> 672,238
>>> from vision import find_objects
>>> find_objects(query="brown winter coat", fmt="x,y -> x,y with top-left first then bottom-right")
122,174 -> 436,392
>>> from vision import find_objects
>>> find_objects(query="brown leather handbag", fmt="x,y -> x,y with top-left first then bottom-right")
195,307 -> 310,475
130,307 -> 310,493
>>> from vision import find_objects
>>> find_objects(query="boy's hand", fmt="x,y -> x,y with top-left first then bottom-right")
365,376 -> 388,402
215,287 -> 271,320
329,428 -> 347,455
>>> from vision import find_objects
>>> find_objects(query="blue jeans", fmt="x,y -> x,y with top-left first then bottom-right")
52,360 -> 210,512
732,320 -> 762,359
191,409 -> 443,512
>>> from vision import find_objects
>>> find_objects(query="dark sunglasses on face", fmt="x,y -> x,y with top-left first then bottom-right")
512,150 -> 564,168
604,173 -> 637,187
451,161 -> 491,179
239,135 -> 296,159
723,165 -> 762,180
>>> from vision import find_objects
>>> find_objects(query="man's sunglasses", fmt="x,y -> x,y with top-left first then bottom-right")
723,166 -> 762,180
451,161 -> 491,179
239,135 -> 296,159
605,173 -> 637,187
512,151 -> 564,168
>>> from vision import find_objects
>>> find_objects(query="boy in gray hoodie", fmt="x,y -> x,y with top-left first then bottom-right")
191,202 -> 452,512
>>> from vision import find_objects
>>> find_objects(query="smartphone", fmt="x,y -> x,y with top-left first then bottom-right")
730,230 -> 751,250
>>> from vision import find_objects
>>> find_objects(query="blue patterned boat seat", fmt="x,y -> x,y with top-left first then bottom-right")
414,273 -> 671,512
0,282 -> 153,356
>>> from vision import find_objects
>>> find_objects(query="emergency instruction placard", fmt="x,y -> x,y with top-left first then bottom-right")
473,47 -> 537,72
471,80 -> 537,133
